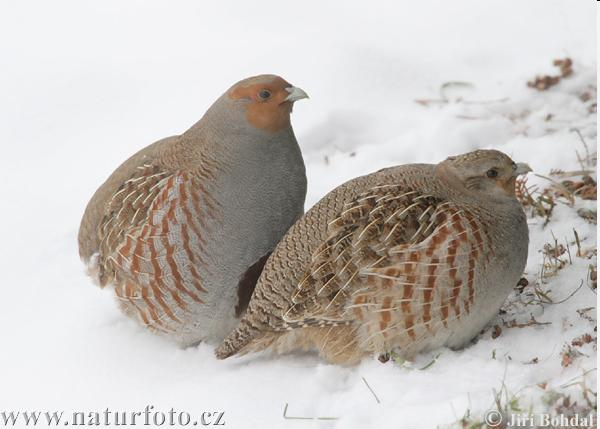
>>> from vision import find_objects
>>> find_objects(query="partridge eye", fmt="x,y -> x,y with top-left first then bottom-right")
486,168 -> 499,179
258,89 -> 271,100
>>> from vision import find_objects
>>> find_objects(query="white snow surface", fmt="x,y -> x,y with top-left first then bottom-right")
0,1 -> 596,428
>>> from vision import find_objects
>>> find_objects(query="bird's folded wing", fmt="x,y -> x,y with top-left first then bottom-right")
94,165 -> 217,331
78,136 -> 177,262
282,183 -> 490,330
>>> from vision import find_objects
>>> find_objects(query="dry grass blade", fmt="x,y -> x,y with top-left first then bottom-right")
543,280 -> 584,305
415,81 -> 508,107
282,403 -> 338,421
587,265 -> 597,291
571,128 -> 596,168
362,377 -> 381,404
534,174 -> 575,206
503,314 -> 552,329
573,229 -> 582,257
515,177 -> 557,226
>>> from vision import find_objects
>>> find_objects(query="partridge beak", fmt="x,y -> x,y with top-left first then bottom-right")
284,86 -> 309,103
513,162 -> 532,176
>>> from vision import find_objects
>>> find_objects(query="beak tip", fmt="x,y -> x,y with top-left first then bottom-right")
285,86 -> 309,103
514,162 -> 532,176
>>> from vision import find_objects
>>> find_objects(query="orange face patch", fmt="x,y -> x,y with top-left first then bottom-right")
499,176 -> 517,196
228,77 -> 294,133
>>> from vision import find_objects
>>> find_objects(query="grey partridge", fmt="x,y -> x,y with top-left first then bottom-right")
78,75 -> 309,345
216,150 -> 531,364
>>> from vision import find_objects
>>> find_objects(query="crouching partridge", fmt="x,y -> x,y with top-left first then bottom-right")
216,150 -> 531,364
78,75 -> 308,345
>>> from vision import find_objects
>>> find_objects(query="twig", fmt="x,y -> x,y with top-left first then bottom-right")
462,97 -> 509,105
439,81 -> 473,100
548,280 -> 584,305
549,169 -> 594,178
532,280 -> 554,303
573,229 -> 582,257
587,264 -> 597,292
503,314 -> 552,328
282,403 -> 338,421
362,377 -> 381,404
571,128 -> 592,166
534,174 -> 575,206
565,238 -> 572,264
455,115 -> 488,120
576,307 -> 595,323
419,352 -> 442,370
415,81 -> 508,107
559,367 -> 597,389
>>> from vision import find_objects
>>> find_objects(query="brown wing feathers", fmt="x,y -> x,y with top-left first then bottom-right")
97,166 -> 215,332
269,184 -> 490,353
282,186 -> 441,327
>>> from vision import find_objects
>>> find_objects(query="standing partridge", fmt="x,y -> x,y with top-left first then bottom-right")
78,74 -> 309,345
216,150 -> 531,364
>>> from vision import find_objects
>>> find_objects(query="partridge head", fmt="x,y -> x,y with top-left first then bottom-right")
216,149 -> 531,364
78,74 -> 308,345
438,151 -> 532,197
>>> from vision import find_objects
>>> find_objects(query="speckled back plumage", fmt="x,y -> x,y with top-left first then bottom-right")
216,150 -> 529,363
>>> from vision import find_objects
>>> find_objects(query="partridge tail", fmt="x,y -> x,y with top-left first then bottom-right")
215,318 -> 266,359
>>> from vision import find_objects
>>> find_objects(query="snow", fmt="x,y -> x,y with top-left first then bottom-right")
0,1 -> 596,427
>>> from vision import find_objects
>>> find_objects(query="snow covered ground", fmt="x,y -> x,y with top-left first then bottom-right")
0,1 -> 596,428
